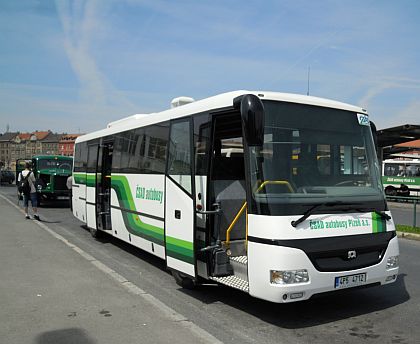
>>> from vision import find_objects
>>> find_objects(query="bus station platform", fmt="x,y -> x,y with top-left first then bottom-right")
0,195 -> 218,344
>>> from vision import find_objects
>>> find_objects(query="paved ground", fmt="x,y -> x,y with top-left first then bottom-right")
0,194 -> 220,344
1,185 -> 419,344
387,201 -> 420,227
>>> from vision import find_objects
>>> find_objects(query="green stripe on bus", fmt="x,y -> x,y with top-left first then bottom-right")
86,174 -> 96,187
73,173 -> 86,184
111,175 -> 164,245
166,236 -> 194,264
372,212 -> 386,233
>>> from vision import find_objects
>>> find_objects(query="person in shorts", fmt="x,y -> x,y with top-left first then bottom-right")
18,162 -> 40,220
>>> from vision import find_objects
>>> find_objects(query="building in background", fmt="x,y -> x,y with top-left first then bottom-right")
0,130 -> 83,171
59,134 -> 81,156
41,132 -> 61,156
25,131 -> 51,157
0,132 -> 19,168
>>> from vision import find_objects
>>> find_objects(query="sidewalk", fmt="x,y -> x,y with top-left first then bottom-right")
0,195 -> 220,344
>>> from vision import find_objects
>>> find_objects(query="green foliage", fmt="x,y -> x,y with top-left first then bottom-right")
396,224 -> 420,234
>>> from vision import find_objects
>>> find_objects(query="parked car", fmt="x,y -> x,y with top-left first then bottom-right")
0,169 -> 15,184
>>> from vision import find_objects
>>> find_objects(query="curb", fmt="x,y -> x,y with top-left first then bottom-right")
397,231 -> 420,241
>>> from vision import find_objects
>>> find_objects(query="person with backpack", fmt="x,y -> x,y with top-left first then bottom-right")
17,162 -> 40,220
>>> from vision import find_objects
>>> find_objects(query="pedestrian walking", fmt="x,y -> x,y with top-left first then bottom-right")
17,162 -> 40,220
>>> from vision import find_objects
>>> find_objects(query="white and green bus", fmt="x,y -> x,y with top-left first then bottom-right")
72,91 -> 399,303
382,159 -> 420,197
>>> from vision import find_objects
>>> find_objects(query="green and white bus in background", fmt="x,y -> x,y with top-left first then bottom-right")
382,159 -> 420,197
72,91 -> 399,303
17,155 -> 73,204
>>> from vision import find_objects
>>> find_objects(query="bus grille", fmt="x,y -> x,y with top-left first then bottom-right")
306,232 -> 395,272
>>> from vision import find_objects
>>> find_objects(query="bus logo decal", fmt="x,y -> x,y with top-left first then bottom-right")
347,250 -> 357,259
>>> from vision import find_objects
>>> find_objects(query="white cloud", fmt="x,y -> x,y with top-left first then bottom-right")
54,0 -> 137,114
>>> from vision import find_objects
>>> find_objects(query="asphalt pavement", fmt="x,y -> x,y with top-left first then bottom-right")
1,184 -> 420,344
0,194 -> 220,344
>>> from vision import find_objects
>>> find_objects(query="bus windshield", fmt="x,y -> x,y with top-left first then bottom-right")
248,101 -> 384,215
37,159 -> 73,171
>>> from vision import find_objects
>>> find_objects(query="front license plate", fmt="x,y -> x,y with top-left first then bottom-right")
334,273 -> 367,289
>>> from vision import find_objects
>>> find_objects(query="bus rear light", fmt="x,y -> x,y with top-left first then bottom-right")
270,269 -> 309,285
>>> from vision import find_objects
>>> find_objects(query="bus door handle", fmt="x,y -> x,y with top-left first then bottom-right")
196,203 -> 221,216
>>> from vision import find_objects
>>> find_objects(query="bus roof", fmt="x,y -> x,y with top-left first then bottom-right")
76,90 -> 366,144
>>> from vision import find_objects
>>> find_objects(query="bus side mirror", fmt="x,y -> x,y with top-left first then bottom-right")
234,94 -> 265,146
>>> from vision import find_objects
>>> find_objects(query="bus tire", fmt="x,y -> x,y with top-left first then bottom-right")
385,186 -> 397,196
171,270 -> 196,289
89,226 -> 102,239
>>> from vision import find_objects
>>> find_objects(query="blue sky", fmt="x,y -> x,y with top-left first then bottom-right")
0,0 -> 419,134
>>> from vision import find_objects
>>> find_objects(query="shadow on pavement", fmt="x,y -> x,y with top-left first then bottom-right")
38,200 -> 70,209
82,226 -> 169,272
179,273 -> 409,329
81,226 -> 410,329
34,328 -> 95,344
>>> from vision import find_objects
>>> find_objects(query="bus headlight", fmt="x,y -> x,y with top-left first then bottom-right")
386,256 -> 399,269
270,269 -> 309,285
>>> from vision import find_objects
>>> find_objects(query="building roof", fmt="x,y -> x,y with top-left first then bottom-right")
377,124 -> 420,159
377,124 -> 420,147
396,139 -> 420,149
18,133 -> 31,141
33,131 -> 51,140
42,133 -> 62,143
0,132 -> 19,142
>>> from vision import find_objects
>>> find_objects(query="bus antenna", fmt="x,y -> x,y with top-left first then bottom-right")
307,65 -> 310,96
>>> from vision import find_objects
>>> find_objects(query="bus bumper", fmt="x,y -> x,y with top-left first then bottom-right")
247,235 -> 399,303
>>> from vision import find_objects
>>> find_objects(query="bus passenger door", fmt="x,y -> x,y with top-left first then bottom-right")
86,142 -> 99,230
165,119 -> 196,278
96,141 -> 113,231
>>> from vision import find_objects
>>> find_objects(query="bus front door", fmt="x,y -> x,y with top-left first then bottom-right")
96,142 -> 113,231
165,119 -> 196,279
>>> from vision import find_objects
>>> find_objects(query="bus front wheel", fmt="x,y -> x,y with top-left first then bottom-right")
385,186 -> 397,196
171,270 -> 196,289
89,226 -> 102,239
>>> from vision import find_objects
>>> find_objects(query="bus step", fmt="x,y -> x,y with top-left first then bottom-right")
229,255 -> 248,282
209,275 -> 249,293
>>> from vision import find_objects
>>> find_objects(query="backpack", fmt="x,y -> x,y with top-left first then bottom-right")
18,171 -> 32,195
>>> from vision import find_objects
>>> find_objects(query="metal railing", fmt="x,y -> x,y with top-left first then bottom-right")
386,195 -> 419,228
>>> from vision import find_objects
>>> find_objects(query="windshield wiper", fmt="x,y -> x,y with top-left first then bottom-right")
344,208 -> 391,221
291,201 -> 360,228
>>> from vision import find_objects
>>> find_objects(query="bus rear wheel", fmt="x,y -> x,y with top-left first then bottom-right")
171,270 -> 196,289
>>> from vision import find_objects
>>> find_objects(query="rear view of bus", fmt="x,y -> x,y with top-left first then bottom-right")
232,94 -> 399,302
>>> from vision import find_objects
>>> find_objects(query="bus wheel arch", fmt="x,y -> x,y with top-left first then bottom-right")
171,270 -> 196,289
